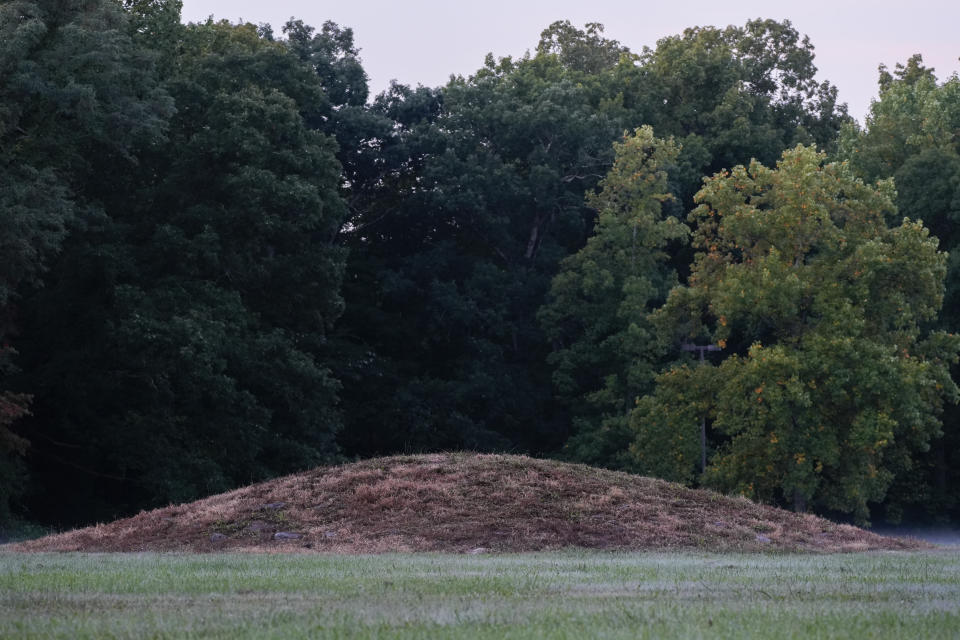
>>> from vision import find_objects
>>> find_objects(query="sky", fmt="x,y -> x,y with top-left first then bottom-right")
179,0 -> 960,123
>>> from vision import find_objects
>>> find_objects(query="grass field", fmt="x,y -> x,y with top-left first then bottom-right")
1,550 -> 958,639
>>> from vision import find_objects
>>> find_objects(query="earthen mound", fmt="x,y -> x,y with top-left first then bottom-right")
10,453 -> 924,553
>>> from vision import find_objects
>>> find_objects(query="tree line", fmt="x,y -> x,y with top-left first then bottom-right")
2,0 -> 958,530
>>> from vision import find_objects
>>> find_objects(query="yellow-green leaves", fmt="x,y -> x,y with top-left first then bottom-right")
541,127 -> 687,467
634,145 -> 959,522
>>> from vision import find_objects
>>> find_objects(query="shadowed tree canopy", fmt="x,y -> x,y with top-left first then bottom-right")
281,17 -> 395,210
0,0 -> 174,524
12,13 -> 347,526
332,23 -> 650,457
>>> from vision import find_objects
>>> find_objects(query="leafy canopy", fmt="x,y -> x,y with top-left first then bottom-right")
632,146 -> 959,522
539,126 -> 687,467
838,57 -> 960,520
13,14 -> 347,525
0,0 -> 174,523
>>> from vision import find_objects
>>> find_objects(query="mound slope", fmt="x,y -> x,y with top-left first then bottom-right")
11,453 -> 923,553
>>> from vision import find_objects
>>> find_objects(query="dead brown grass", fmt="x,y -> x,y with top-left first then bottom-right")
8,453 -> 926,553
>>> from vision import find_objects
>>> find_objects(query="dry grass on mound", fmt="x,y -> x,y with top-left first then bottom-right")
9,453 -> 926,553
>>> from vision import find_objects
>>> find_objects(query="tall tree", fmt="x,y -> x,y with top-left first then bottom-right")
14,16 -> 348,526
838,56 -> 960,521
531,19 -> 849,468
0,0 -> 173,524
281,17 -> 394,209
333,23 -> 644,456
631,146 -> 959,523
538,127 -> 687,467
642,19 -> 849,208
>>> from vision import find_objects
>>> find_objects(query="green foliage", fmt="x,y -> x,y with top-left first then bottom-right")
0,0 -> 174,316
838,58 -> 960,521
526,18 -> 847,468
13,14 -> 347,525
120,0 -> 183,74
335,19 -> 847,460
0,0 -> 174,524
334,25 -> 644,456
630,364 -> 717,484
4,8 -> 942,527
536,20 -> 631,74
839,55 -> 955,182
641,19 -> 849,207
632,146 -> 960,522
281,17 -> 393,201
539,127 -> 687,467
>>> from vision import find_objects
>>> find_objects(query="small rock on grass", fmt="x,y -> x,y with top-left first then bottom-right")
210,533 -> 227,542
274,531 -> 301,540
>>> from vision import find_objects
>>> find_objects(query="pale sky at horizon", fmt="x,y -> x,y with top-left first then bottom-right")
180,1 -> 959,124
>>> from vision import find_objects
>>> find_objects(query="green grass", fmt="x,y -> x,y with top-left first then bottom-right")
1,550 -> 958,638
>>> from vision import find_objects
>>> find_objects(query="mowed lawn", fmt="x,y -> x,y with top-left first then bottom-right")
1,550 -> 958,639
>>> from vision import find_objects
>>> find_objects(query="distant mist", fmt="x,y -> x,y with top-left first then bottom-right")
873,526 -> 960,546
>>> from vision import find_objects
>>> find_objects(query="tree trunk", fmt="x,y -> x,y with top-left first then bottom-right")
793,488 -> 807,513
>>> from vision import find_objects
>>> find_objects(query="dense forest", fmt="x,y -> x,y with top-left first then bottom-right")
2,0 -> 959,532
